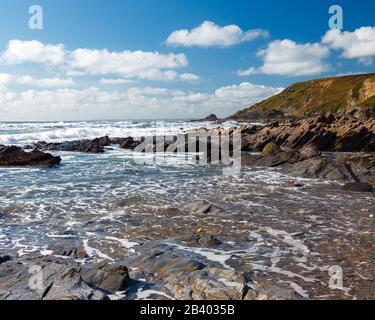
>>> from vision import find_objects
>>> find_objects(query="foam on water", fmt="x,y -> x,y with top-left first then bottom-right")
0,120 -> 233,146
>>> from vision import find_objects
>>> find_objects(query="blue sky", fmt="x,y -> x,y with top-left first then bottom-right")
0,0 -> 374,120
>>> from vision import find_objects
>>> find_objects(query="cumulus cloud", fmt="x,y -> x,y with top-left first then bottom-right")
16,76 -> 76,88
0,73 -> 75,88
214,82 -> 282,100
166,21 -> 268,48
0,40 -> 65,65
0,73 -> 12,85
179,73 -> 200,82
238,39 -> 330,77
322,27 -> 375,60
0,40 -> 192,82
99,78 -> 135,85
0,82 -> 282,120
68,48 -> 188,80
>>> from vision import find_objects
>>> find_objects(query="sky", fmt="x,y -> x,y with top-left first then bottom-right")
0,0 -> 374,121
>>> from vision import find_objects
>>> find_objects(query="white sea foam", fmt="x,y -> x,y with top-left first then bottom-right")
83,239 -> 114,261
0,120 -> 230,146
105,236 -> 139,249
135,288 -> 174,300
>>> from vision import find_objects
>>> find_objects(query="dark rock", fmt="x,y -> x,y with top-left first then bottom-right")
193,114 -> 218,122
118,137 -> 135,149
0,146 -> 61,167
342,182 -> 373,192
96,136 -> 110,147
124,243 -> 206,279
0,258 -> 109,300
176,233 -> 222,247
283,158 -> 358,181
183,200 -> 225,215
41,262 -> 109,300
0,254 -> 11,264
197,235 -> 222,247
202,114 -> 218,121
337,155 -> 375,184
242,149 -> 302,168
47,244 -> 87,259
79,262 -> 130,293
32,136 -> 111,153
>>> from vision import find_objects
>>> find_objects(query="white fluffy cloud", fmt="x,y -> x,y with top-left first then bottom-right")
99,78 -> 135,85
68,48 -> 188,80
0,40 -> 193,81
179,73 -> 200,82
167,21 -> 268,48
0,73 -> 75,88
0,82 -> 282,120
238,39 -> 330,77
214,82 -> 282,100
322,27 -> 375,60
0,40 -> 65,65
0,73 -> 12,85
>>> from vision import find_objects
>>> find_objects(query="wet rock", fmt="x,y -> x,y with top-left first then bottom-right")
97,136 -> 110,146
299,143 -> 321,159
183,200 -> 225,216
0,253 -> 11,264
342,182 -> 373,192
47,244 -> 87,259
118,137 -> 138,149
0,146 -> 61,167
197,235 -> 222,247
176,233 -> 222,248
282,158 -> 358,181
242,150 -> 302,168
0,258 -> 109,300
32,136 -> 110,153
124,244 -> 206,279
41,262 -> 108,300
79,262 -> 130,293
337,155 -> 375,184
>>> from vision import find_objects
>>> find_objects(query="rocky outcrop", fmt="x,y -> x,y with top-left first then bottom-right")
240,113 -> 375,152
336,154 -> 375,183
192,114 -> 218,122
79,261 -> 130,293
182,200 -> 225,216
29,136 -> 111,153
282,158 -> 358,181
0,254 -> 130,300
242,142 -> 374,186
0,146 -> 61,167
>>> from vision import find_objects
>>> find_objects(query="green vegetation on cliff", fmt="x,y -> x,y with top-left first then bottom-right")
232,74 -> 375,119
